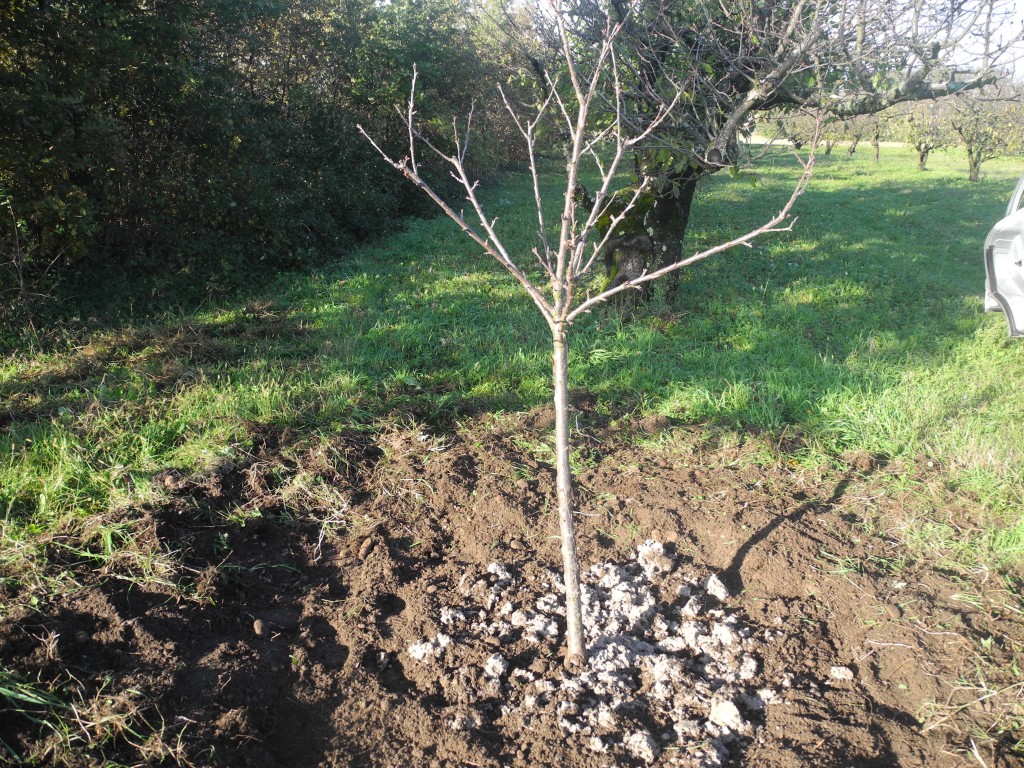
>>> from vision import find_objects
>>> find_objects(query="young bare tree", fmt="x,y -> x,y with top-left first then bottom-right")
359,8 -> 814,669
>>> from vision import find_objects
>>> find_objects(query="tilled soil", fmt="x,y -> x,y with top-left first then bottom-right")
1,411 -> 1021,767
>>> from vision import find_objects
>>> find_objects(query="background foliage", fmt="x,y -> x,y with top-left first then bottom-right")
0,0 -> 521,326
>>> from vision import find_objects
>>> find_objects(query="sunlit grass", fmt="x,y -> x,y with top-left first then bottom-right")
2,145 -> 1023,576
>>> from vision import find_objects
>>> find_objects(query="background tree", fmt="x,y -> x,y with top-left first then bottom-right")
508,0 -> 1023,300
866,113 -> 893,163
949,81 -> 1024,181
844,115 -> 877,156
891,101 -> 955,169
821,121 -> 846,156
362,11 -> 815,668
769,110 -> 825,150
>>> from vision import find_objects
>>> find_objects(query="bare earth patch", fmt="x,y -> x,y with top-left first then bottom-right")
1,412 -> 1021,767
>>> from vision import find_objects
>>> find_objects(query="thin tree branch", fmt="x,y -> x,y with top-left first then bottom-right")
567,154 -> 816,322
356,123 -> 555,326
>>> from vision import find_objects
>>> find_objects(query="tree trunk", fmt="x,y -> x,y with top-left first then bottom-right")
918,149 -> 929,170
652,168 -> 700,304
846,137 -> 860,156
969,155 -> 980,182
552,324 -> 585,670
872,131 -> 880,163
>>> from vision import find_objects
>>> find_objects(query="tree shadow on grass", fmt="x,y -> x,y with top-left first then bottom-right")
3,158 -> 1020,530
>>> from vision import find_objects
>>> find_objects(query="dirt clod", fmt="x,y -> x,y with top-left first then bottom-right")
358,536 -> 376,560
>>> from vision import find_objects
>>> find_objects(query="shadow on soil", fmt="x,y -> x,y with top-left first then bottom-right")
3,419 -> 1023,766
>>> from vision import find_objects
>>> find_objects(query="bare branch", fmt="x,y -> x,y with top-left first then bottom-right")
356,119 -> 555,326
457,103 -> 476,166
567,155 -> 816,322
407,65 -> 419,176
499,84 -> 557,269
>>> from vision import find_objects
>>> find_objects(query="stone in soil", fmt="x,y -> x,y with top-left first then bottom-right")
406,541 -> 776,767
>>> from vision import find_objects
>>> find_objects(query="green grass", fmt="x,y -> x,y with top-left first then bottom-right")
0,665 -> 185,765
2,145 -> 1024,589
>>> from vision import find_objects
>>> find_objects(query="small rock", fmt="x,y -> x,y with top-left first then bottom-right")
712,623 -> 739,647
705,574 -> 730,602
509,539 -> 523,551
829,665 -> 855,683
709,700 -> 747,733
358,537 -> 375,560
637,540 -> 675,577
74,630 -> 90,644
253,619 -> 267,637
675,719 -> 701,739
625,731 -> 660,763
425,584 -> 439,594
738,655 -> 758,680
408,634 -> 451,662
681,596 -> 704,616
450,709 -> 481,732
483,653 -> 508,679
886,604 -> 902,619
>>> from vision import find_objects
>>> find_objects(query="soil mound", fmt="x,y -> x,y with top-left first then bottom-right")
1,416 -> 1020,767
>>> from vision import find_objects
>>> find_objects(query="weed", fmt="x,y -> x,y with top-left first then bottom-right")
819,550 -> 862,575
0,669 -> 189,765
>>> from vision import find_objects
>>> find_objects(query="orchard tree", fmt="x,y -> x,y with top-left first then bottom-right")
896,100 -> 955,169
513,0 -> 1023,299
769,109 -> 826,150
844,114 -> 883,157
949,82 -> 1024,181
865,113 -> 894,163
360,10 -> 815,669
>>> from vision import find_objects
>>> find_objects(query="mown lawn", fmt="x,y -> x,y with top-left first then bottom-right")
2,144 -> 1023,588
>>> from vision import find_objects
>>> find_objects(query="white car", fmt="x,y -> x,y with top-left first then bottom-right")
985,174 -> 1024,337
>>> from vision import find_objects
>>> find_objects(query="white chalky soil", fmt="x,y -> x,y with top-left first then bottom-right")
408,541 -> 777,767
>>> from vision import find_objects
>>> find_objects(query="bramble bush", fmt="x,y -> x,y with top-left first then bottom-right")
0,0 -> 522,326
